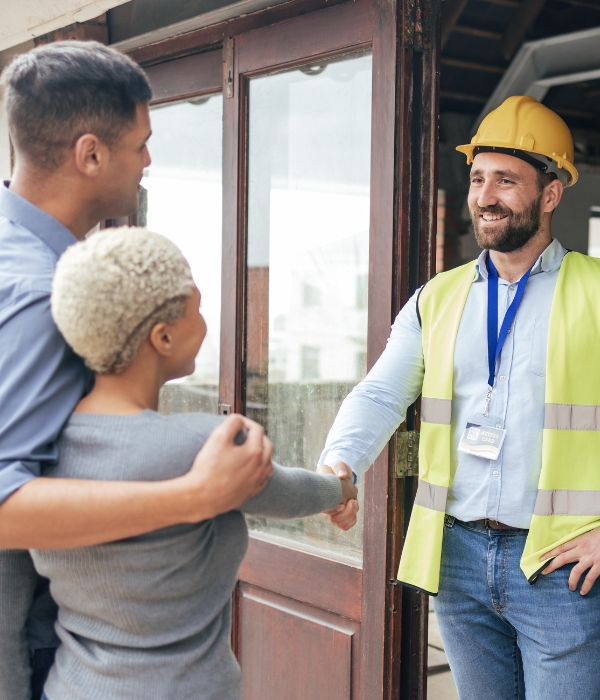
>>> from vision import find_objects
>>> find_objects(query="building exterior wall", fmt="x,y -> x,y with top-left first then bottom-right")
0,41 -> 35,181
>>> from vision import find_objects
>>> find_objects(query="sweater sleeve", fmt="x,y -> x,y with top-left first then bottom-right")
239,463 -> 342,518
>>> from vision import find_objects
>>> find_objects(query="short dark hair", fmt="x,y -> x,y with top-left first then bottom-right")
536,170 -> 558,191
1,41 -> 152,171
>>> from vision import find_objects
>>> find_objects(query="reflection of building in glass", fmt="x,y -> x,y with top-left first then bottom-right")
244,53 -> 372,558
267,232 -> 368,385
142,96 -> 224,415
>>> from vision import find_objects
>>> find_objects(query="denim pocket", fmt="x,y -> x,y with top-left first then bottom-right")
530,316 -> 548,377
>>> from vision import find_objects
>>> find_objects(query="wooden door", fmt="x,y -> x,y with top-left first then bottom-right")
218,1 -> 440,698
129,0 -> 440,695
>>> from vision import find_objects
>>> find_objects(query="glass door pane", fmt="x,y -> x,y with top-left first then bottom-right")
142,95 -> 223,415
245,52 -> 372,561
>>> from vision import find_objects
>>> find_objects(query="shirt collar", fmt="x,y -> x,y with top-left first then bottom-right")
474,238 -> 567,282
0,182 -> 77,259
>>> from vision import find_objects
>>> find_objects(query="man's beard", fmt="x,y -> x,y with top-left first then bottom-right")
470,194 -> 543,253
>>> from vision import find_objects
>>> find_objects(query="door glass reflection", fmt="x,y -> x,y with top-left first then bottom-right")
142,96 -> 223,415
245,53 -> 372,561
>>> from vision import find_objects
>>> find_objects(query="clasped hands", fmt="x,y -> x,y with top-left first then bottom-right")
317,461 -> 359,531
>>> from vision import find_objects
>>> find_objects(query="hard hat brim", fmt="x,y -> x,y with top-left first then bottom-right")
456,142 -> 578,186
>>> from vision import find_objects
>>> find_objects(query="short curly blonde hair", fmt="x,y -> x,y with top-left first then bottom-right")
52,227 -> 195,374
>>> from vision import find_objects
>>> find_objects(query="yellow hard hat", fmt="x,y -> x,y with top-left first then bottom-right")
456,95 -> 578,186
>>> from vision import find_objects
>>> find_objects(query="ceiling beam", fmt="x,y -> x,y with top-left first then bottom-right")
476,25 -> 600,133
454,25 -> 502,40
440,90 -> 488,104
441,57 -> 506,74
557,0 -> 600,9
479,0 -> 519,8
441,0 -> 469,48
501,0 -> 548,61
554,106 -> 595,120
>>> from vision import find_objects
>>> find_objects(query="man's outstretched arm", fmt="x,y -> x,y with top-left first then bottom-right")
0,414 -> 273,549
316,290 -> 426,529
318,289 -> 425,480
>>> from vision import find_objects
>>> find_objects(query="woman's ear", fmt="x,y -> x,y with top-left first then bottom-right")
148,322 -> 174,357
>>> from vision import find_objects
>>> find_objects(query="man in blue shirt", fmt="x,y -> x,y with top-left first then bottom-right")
0,42 -> 276,700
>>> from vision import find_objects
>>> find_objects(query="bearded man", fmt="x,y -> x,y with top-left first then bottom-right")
318,96 -> 600,699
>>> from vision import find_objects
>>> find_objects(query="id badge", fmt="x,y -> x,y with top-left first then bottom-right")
458,422 -> 506,461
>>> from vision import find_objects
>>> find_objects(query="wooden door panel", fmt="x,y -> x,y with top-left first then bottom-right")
236,0 -> 374,74
239,536 -> 362,621
144,50 -> 222,104
238,583 -> 359,700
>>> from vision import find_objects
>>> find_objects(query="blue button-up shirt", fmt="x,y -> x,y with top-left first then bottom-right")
319,238 -> 566,529
0,183 -> 92,647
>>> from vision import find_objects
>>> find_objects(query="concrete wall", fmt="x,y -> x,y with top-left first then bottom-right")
0,41 -> 35,181
552,170 -> 600,254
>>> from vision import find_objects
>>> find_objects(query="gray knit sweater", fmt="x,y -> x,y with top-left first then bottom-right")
30,411 -> 342,700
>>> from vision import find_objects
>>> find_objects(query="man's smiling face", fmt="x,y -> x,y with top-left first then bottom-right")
468,151 -> 545,253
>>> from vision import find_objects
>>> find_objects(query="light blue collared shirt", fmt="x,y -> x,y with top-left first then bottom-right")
319,238 -> 567,529
0,183 -> 92,647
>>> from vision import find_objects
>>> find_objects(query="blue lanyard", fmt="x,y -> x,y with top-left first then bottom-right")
485,255 -> 532,413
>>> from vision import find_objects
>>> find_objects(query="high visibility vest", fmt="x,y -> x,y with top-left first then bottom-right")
397,251 -> 600,595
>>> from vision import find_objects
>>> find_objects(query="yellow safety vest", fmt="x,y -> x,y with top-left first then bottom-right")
397,251 -> 600,595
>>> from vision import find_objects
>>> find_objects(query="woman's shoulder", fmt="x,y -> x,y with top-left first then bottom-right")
160,411 -> 225,440
62,410 -> 224,448
55,411 -> 226,481
66,409 -> 223,428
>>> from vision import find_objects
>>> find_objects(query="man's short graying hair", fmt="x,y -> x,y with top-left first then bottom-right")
0,41 -> 152,171
52,227 -> 195,375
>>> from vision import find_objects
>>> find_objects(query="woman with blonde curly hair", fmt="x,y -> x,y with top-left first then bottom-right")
32,227 -> 357,700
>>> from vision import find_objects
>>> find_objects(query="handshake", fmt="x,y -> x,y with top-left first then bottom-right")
317,460 -> 359,531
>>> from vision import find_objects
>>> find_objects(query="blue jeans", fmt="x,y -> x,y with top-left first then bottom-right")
435,516 -> 600,700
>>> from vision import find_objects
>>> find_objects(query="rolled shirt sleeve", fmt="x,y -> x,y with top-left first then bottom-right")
318,289 -> 425,480
0,292 -> 90,504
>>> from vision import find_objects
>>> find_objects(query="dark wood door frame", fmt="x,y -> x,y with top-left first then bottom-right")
389,1 -> 441,698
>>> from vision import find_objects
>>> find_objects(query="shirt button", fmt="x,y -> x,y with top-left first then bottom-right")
509,285 -> 516,291
500,375 -> 506,381
492,470 -> 499,476
496,423 -> 502,429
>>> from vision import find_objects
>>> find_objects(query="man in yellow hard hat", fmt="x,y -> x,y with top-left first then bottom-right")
318,95 -> 600,698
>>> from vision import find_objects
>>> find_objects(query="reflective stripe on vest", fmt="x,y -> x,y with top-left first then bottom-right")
397,261 -> 475,595
414,480 -> 448,512
421,398 -> 452,425
544,403 -> 600,430
534,489 -> 600,516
